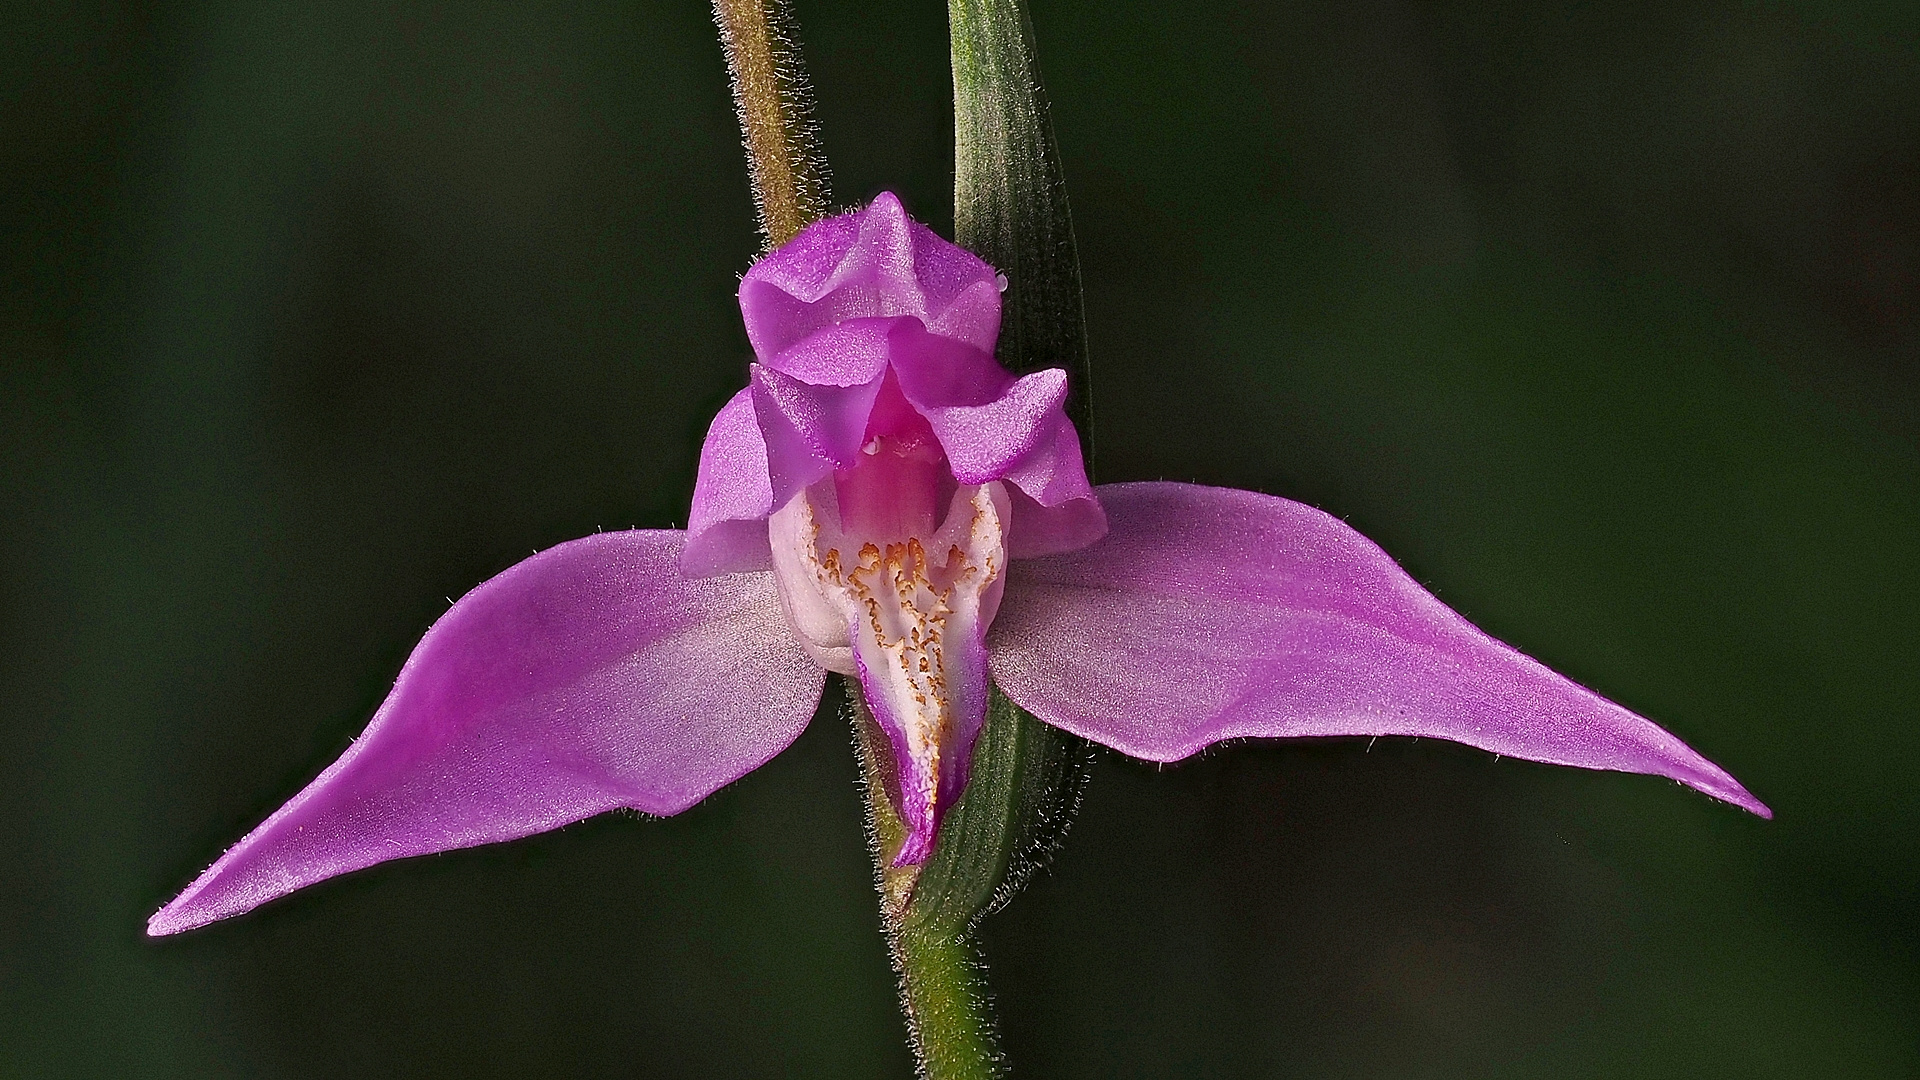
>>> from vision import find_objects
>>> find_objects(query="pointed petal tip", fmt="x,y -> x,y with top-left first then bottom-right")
144,846 -> 281,937
146,892 -> 215,938
1696,773 -> 1772,819
1664,742 -> 1771,819
145,909 -> 190,938
144,532 -> 826,943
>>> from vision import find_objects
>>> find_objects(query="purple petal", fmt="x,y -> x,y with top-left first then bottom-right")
683,388 -> 775,577
885,318 -> 1014,407
990,482 -> 1769,817
907,223 -> 1005,351
749,363 -> 883,507
910,362 -> 1068,483
972,402 -> 1103,559
930,381 -> 1105,557
150,531 -> 826,936
739,193 -> 1002,363
1005,478 -> 1108,560
881,318 -> 1102,550
762,318 -> 895,387
996,407 -> 1096,510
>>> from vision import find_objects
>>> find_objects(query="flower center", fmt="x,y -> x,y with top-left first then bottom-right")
768,429 -> 1010,864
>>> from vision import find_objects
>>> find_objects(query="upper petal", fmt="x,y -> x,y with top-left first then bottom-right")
149,531 -> 826,936
897,340 -> 1066,483
996,405 -> 1097,512
882,319 -> 1103,552
761,317 -> 896,386
989,482 -> 1769,817
884,317 -> 1014,408
1004,464 -> 1108,559
749,362 -> 884,508
739,192 -> 1002,361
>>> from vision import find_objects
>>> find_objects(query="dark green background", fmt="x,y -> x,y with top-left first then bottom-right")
4,0 -> 1915,1075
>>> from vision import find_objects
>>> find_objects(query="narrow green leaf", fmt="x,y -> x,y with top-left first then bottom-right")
950,0 -> 1095,462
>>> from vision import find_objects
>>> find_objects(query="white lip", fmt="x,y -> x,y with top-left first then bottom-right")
768,469 -> 1011,836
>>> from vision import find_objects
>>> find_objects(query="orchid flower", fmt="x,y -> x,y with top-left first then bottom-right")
148,193 -> 1766,938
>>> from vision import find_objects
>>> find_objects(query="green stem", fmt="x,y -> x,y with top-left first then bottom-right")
891,925 -> 1003,1080
711,0 -> 830,247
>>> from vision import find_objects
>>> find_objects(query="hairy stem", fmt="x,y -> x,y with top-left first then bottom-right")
891,925 -> 1003,1080
712,0 -> 830,247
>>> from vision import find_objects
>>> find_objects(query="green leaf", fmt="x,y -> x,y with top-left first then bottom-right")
950,0 -> 1095,464
908,686 -> 1094,933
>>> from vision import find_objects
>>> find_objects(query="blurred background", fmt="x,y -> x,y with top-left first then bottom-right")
4,0 -> 1916,1075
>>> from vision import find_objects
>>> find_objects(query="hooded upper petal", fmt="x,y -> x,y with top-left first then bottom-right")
989,482 -> 1769,817
149,531 -> 825,936
739,191 -> 1003,361
680,194 -> 1105,580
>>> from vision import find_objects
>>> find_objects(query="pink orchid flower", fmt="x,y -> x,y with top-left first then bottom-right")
148,193 -> 1767,937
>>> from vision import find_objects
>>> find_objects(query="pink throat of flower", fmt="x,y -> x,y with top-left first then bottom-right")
767,413 -> 1009,866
